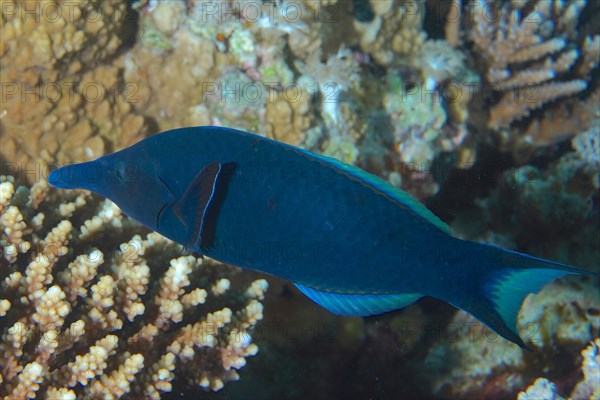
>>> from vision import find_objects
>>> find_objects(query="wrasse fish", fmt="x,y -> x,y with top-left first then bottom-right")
48,126 -> 593,349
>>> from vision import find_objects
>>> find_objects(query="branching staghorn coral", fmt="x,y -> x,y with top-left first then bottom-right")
0,176 -> 267,398
467,0 -> 599,149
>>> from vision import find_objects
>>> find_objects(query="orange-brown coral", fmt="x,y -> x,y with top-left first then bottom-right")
123,0 -> 316,143
0,0 -> 149,178
353,0 -> 427,66
466,0 -> 599,149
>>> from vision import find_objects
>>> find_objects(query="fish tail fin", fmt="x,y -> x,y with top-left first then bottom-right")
450,243 -> 595,350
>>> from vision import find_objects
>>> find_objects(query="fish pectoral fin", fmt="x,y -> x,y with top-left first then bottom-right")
174,161 -> 236,249
294,283 -> 423,317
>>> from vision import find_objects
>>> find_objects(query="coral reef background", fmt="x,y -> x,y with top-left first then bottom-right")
1,0 -> 598,399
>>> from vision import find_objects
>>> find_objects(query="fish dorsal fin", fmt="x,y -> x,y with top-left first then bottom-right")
173,162 -> 236,249
289,148 -> 450,234
295,283 -> 423,317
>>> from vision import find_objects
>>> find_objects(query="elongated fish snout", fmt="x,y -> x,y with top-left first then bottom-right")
48,168 -> 68,188
48,160 -> 104,191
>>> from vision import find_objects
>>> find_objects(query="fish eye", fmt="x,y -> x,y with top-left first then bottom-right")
114,162 -> 136,184
114,164 -> 124,183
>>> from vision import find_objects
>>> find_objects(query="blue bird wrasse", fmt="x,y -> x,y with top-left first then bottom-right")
48,126 -> 594,349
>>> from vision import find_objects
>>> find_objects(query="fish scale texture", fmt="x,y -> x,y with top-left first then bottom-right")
135,128 -> 450,294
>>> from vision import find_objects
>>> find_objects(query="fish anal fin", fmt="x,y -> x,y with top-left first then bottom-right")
294,283 -> 422,317
175,162 -> 236,249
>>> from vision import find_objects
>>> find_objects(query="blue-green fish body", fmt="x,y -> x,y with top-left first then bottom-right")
49,127 -> 592,348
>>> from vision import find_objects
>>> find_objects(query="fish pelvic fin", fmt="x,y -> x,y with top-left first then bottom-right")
452,243 -> 595,350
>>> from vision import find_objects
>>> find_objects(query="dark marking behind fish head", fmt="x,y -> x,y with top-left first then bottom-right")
172,161 -> 237,251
